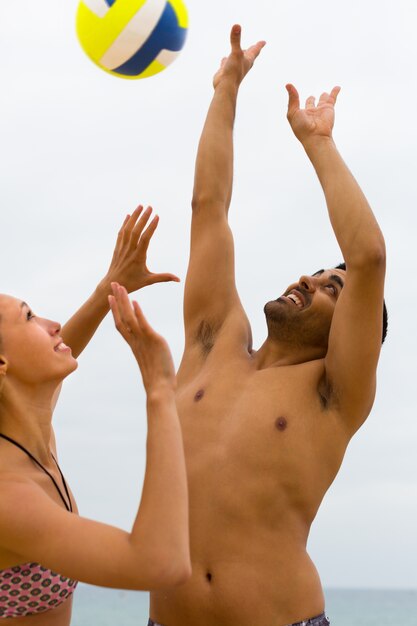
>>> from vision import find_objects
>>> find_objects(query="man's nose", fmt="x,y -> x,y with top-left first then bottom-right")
298,275 -> 317,292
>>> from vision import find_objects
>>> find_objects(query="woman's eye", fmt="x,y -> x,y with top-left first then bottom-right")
26,310 -> 35,320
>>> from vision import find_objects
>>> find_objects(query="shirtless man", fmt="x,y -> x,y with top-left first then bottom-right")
148,25 -> 387,626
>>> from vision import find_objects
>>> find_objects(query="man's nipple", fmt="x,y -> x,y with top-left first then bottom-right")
194,389 -> 205,402
275,416 -> 288,431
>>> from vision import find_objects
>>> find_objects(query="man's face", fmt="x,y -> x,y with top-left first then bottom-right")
264,268 -> 346,350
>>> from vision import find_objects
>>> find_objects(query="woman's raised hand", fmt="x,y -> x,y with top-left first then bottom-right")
104,206 -> 180,293
109,283 -> 176,394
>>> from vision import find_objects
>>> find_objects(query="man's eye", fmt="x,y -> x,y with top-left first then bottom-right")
326,285 -> 337,295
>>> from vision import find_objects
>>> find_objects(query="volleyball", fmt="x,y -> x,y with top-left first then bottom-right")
76,0 -> 189,79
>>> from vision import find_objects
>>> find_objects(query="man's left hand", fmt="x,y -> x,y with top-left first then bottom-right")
286,84 -> 341,146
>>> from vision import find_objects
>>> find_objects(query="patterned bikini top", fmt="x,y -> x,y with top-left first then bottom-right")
0,563 -> 78,618
0,434 -> 78,619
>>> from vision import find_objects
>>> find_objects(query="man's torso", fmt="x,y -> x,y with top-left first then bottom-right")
151,314 -> 350,626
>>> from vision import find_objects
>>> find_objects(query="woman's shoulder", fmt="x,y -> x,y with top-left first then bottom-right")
0,475 -> 49,529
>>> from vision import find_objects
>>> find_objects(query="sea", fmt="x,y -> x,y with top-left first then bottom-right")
71,585 -> 417,626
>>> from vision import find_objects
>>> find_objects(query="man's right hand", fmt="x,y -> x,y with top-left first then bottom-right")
213,25 -> 265,90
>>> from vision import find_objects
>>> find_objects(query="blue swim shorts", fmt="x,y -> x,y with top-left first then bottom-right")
148,613 -> 330,626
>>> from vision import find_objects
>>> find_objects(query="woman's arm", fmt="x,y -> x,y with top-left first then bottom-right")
0,287 -> 190,590
51,206 -> 179,413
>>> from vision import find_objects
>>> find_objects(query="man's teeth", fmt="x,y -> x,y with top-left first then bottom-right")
55,343 -> 69,352
288,294 -> 303,308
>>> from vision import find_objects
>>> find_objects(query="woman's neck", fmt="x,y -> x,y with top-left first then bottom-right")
0,381 -> 58,465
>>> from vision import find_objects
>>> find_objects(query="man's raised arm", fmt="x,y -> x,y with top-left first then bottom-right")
183,26 -> 265,345
287,85 -> 386,430
192,26 -> 264,212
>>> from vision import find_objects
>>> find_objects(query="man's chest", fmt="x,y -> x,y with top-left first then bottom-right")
176,360 -> 343,487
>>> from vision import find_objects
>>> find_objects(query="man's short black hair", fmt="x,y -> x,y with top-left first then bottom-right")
335,262 -> 388,344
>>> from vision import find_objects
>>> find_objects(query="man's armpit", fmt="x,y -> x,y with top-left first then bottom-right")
317,371 -> 339,411
195,320 -> 220,356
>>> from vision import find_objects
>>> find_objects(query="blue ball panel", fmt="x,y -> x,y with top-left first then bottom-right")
112,2 -> 187,76
104,0 -> 116,6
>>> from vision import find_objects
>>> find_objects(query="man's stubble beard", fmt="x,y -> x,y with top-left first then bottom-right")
263,300 -> 330,351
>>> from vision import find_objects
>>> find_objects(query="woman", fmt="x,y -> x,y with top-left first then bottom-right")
0,208 -> 190,624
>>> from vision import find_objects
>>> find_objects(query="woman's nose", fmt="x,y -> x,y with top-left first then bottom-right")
49,320 -> 61,335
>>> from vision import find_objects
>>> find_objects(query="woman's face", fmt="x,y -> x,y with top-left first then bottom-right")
0,294 -> 77,386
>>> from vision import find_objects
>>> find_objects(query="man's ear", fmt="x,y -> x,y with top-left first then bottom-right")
0,356 -> 8,376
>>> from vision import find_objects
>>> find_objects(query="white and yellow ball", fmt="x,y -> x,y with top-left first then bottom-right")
76,0 -> 189,79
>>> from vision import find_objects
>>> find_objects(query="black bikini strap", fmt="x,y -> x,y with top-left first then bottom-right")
51,452 -> 73,513
0,433 -> 72,512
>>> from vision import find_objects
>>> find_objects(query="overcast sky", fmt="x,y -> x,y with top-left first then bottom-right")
1,0 -> 416,590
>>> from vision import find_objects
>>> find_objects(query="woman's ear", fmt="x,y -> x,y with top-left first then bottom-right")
0,356 -> 8,394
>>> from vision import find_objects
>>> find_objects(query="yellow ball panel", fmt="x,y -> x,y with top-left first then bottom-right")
76,4 -> 103,62
76,0 -> 148,62
168,0 -> 189,28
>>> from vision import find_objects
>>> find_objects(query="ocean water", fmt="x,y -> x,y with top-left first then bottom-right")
71,585 -> 417,626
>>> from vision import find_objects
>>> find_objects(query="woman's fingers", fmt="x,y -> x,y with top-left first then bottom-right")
137,214 -> 159,255
121,206 -> 143,244
147,273 -> 181,284
129,206 -> 153,250
115,285 -> 138,332
110,286 -> 175,390
109,292 -> 126,337
110,283 -> 140,338
132,300 -> 154,335
113,213 -> 131,254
